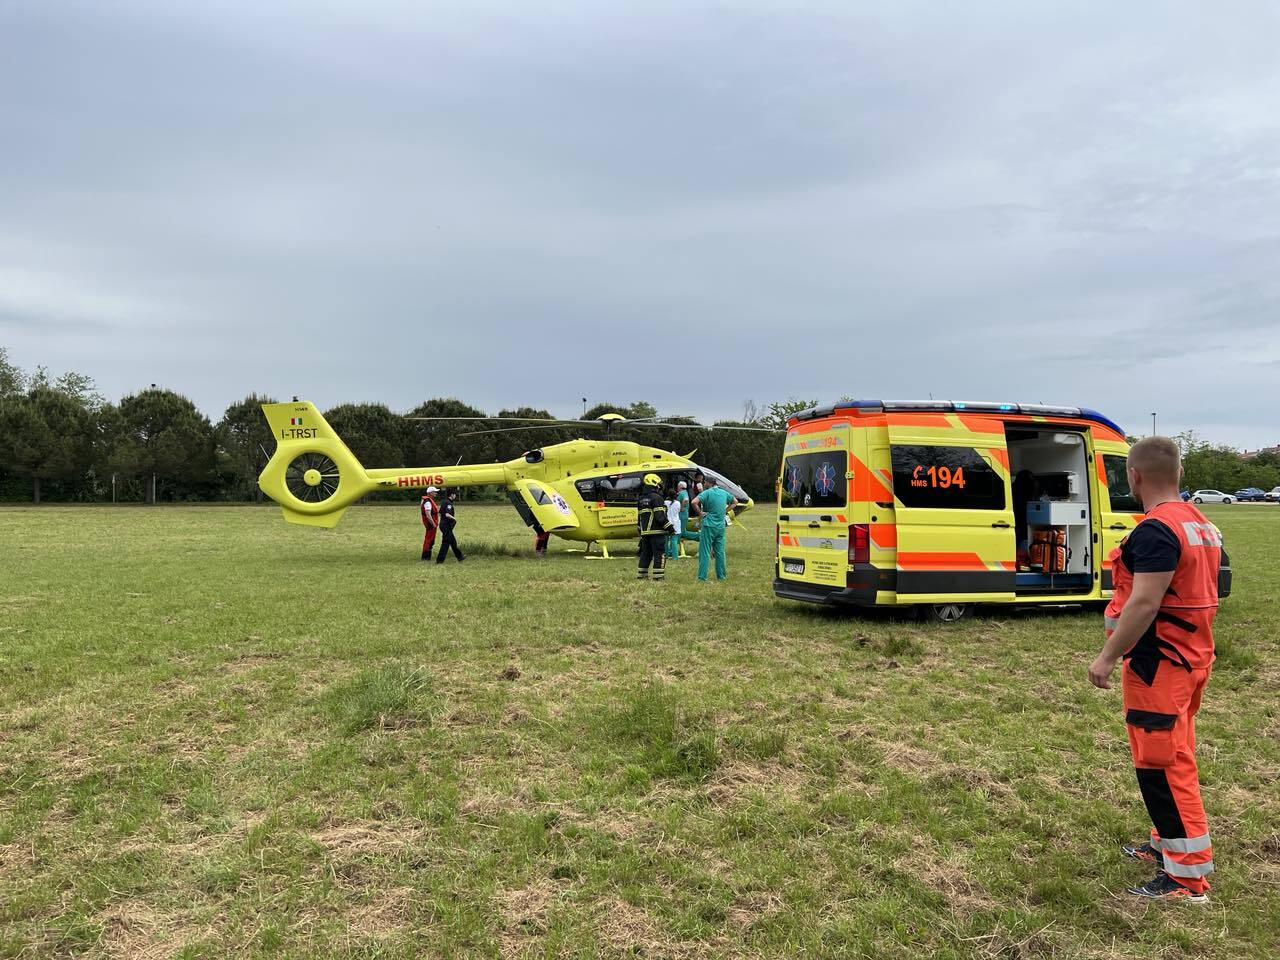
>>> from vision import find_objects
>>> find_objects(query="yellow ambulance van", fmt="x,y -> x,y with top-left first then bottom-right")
773,400 -> 1144,621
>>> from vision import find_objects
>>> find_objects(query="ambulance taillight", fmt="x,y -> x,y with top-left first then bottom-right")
849,524 -> 870,564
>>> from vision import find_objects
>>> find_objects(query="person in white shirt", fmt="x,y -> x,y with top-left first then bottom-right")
665,492 -> 683,559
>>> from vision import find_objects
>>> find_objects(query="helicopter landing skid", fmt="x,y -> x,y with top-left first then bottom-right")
569,541 -> 614,559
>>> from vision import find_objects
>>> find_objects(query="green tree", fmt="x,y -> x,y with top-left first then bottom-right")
323,402 -> 409,469
0,346 -> 24,397
404,399 -> 490,468
111,388 -> 217,503
217,393 -> 279,501
761,398 -> 817,431
0,387 -> 95,503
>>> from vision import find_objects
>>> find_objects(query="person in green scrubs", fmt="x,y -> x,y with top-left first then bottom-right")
692,477 -> 737,581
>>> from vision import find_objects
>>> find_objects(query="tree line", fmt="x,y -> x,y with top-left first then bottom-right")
3,349 -> 1275,504
0,349 -> 800,504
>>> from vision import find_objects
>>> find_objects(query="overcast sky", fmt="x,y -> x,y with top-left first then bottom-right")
3,1 -> 1278,447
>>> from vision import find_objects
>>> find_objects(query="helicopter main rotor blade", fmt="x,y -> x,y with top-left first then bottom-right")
406,416 -> 586,424
456,424 -> 583,438
617,422 -> 785,433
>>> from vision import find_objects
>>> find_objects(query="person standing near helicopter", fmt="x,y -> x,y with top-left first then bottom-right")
636,473 -> 673,580
435,489 -> 465,564
419,486 -> 440,561
693,475 -> 737,581
678,478 -> 699,544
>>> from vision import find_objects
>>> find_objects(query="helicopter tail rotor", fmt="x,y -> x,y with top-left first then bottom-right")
258,401 -> 373,527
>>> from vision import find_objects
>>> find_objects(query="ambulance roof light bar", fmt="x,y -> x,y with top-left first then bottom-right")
790,400 -> 1126,437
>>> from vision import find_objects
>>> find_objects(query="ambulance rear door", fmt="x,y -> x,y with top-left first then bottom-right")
1091,438 -> 1142,596
777,422 -> 851,590
887,417 -> 1016,603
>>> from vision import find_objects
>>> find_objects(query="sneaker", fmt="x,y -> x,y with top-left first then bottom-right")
1121,841 -> 1161,865
1125,871 -> 1208,903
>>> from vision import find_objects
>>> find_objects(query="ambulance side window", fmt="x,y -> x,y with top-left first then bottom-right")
1102,455 -> 1141,512
890,445 -> 1005,510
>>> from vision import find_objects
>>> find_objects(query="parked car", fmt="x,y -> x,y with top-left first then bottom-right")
1266,486 -> 1280,502
1191,490 -> 1233,504
1234,487 -> 1267,502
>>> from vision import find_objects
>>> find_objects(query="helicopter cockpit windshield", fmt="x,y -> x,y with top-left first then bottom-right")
696,466 -> 749,503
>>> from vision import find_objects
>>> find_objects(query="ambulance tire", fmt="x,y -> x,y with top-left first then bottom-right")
917,602 -> 972,623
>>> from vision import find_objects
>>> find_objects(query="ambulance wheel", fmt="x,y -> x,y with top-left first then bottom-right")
918,602 -> 972,623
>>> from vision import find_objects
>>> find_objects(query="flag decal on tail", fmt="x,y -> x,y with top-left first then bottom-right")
290,417 -> 303,425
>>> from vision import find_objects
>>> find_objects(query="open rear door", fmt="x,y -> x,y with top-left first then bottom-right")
511,479 -> 580,533
887,416 -> 1016,603
1091,439 -> 1143,595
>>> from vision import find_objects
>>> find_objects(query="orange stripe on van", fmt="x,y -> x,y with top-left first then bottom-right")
870,523 -> 896,548
897,551 -> 988,570
886,413 -> 952,429
955,415 -> 1005,434
789,419 -> 849,435
986,447 -> 1009,471
850,453 -> 894,503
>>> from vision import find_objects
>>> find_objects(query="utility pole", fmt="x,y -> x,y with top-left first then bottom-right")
582,397 -> 587,417
1151,412 -> 1157,436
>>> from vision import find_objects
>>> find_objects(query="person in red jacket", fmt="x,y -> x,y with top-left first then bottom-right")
1088,437 -> 1222,903
419,486 -> 440,561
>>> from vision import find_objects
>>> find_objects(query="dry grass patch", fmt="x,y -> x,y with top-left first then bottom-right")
308,820 -> 424,857
348,884 -> 416,937
96,900 -> 219,960
498,878 -> 560,957
900,836 -> 997,915
705,761 -> 807,807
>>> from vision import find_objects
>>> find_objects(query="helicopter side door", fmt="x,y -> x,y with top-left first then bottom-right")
511,479 -> 580,532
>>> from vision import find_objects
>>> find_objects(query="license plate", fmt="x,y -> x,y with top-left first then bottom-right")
783,560 -> 804,575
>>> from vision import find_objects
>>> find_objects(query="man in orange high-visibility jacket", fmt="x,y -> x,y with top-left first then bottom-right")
420,486 -> 440,561
1088,436 -> 1222,903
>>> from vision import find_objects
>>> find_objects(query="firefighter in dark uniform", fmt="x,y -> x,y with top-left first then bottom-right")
636,473 -> 673,581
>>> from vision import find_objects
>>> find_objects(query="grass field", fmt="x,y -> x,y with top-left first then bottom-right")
1,502 -> 1277,959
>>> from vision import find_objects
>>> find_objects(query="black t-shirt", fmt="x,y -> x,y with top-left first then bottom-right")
441,500 -> 456,529
1120,518 -> 1181,574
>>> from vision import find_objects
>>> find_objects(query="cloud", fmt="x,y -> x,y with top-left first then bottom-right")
1,0 -> 1277,446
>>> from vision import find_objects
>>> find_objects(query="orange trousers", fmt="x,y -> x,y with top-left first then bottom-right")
1122,659 -> 1214,892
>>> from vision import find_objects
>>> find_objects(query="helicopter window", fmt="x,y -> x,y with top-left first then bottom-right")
597,473 -> 644,504
695,466 -> 749,503
576,479 -> 597,500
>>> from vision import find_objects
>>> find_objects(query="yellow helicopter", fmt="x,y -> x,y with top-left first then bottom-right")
256,400 -> 768,555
